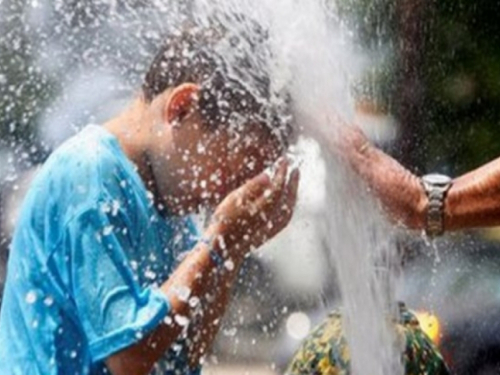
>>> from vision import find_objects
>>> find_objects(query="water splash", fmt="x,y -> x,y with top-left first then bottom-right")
194,0 -> 402,372
1,0 -> 403,373
322,157 -> 402,375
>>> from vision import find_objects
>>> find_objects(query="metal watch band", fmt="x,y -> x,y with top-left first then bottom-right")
421,174 -> 453,237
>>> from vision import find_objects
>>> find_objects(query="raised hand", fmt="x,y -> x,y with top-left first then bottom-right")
209,158 -> 300,257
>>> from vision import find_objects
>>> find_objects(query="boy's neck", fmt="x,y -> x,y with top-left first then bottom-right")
104,99 -> 163,206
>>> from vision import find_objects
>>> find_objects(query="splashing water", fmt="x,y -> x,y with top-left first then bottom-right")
191,0 -> 403,373
1,0 -> 402,373
322,157 -> 402,375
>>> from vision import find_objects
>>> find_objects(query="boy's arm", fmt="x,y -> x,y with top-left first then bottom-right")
105,160 -> 299,375
105,233 -> 239,375
182,235 -> 244,369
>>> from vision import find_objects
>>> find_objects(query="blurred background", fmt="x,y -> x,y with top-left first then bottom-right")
2,0 -> 500,374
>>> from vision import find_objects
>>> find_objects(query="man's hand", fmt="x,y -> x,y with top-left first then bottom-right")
209,158 -> 300,256
332,124 -> 500,232
315,120 -> 427,230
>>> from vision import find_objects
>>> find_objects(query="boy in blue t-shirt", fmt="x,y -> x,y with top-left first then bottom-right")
0,23 -> 299,375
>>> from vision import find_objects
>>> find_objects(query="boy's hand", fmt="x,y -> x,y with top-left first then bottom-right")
208,158 -> 300,257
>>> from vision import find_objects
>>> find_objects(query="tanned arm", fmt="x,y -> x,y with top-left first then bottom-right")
445,157 -> 500,230
334,124 -> 500,232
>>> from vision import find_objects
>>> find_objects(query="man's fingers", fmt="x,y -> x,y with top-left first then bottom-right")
243,157 -> 289,201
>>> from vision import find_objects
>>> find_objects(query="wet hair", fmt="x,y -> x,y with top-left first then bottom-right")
142,19 -> 295,148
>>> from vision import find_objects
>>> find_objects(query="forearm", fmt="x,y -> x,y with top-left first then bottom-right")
343,127 -> 500,232
445,156 -> 500,230
184,242 -> 241,368
105,225 -> 245,375
346,141 -> 427,230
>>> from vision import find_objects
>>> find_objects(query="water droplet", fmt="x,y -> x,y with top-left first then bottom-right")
44,295 -> 54,306
101,202 -> 111,213
223,327 -> 237,337
111,200 -> 120,216
130,260 -> 138,271
25,291 -> 37,304
173,285 -> 191,302
174,314 -> 190,327
102,225 -> 114,236
217,235 -> 227,250
189,296 -> 200,308
224,258 -> 235,271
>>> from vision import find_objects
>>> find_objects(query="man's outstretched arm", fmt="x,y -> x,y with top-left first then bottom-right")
445,157 -> 500,230
327,124 -> 500,232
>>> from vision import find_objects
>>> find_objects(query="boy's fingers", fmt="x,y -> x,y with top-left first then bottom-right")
270,158 -> 289,196
234,158 -> 290,215
262,169 -> 300,239
241,171 -> 272,199
281,168 -> 300,217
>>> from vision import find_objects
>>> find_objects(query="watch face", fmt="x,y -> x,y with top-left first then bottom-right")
422,173 -> 452,186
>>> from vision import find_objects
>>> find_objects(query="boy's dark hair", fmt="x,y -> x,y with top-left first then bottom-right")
142,20 -> 295,148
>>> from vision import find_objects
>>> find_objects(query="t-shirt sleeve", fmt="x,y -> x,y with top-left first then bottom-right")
64,198 -> 170,363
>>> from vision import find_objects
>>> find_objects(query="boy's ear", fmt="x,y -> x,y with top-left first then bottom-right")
164,83 -> 200,125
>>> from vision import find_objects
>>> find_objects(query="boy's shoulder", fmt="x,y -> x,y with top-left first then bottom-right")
24,125 -> 138,221
42,125 -> 123,191
52,124 -> 120,172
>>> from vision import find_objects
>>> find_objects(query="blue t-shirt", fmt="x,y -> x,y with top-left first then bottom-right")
0,125 -> 200,375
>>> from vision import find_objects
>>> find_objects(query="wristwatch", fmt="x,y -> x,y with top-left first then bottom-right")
421,173 -> 453,237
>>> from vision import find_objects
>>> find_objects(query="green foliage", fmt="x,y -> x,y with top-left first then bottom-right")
339,0 -> 500,175
419,0 -> 500,174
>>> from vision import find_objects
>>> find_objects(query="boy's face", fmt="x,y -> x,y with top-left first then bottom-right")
150,108 -> 283,214
204,123 -> 283,206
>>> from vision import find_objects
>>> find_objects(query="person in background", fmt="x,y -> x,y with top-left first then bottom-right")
0,22 -> 299,375
287,302 -> 449,375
